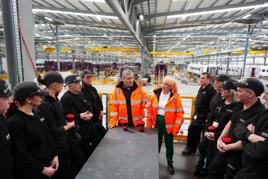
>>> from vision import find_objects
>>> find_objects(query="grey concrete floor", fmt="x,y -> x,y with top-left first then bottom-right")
159,142 -> 206,179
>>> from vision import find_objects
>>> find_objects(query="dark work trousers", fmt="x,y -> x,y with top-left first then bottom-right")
225,152 -> 242,179
54,134 -> 84,179
186,122 -> 204,152
79,123 -> 105,161
53,150 -> 71,179
208,153 -> 227,179
67,134 -> 84,178
207,140 -> 217,168
196,137 -> 209,169
156,115 -> 174,162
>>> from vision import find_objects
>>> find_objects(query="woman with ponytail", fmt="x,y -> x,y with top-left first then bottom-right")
37,72 -> 84,179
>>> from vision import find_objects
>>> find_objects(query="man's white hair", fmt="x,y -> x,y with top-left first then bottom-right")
121,69 -> 134,78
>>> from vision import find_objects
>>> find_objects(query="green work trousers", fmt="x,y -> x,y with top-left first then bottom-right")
156,115 -> 174,162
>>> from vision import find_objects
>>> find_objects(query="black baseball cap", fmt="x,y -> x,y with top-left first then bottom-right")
0,79 -> 12,97
222,80 -> 237,91
216,74 -> 230,82
65,75 -> 81,86
14,81 -> 46,102
237,78 -> 264,96
80,70 -> 94,78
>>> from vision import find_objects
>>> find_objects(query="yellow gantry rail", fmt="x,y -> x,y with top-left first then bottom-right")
150,51 -> 196,55
44,47 -> 268,56
87,47 -> 141,52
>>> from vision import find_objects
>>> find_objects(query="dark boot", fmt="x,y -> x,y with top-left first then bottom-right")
181,147 -> 195,155
167,161 -> 174,175
193,160 -> 205,176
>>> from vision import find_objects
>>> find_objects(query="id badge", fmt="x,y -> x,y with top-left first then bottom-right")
193,115 -> 197,120
212,121 -> 219,127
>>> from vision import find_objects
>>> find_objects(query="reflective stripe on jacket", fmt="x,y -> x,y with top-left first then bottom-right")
147,88 -> 184,135
109,81 -> 148,127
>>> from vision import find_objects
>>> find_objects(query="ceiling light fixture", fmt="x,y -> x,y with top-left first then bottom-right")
242,14 -> 252,19
32,9 -> 118,19
139,14 -> 144,20
80,0 -> 105,3
44,16 -> 53,22
167,3 -> 268,19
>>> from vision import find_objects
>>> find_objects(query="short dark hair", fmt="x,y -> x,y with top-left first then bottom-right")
201,72 -> 212,80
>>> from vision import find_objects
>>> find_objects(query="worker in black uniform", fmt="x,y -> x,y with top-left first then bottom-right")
208,74 -> 230,114
8,81 -> 58,179
182,72 -> 216,155
194,74 -> 229,175
208,78 -> 265,179
234,84 -> 268,179
81,70 -> 104,125
61,74 -> 102,160
194,79 -> 237,176
37,72 -> 84,179
0,79 -> 13,179
194,80 -> 239,176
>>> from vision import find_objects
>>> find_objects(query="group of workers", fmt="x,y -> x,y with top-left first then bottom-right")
1,67 -> 268,179
0,70 -> 106,179
181,72 -> 268,179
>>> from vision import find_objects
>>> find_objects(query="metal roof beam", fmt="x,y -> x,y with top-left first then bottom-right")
144,1 -> 267,19
133,0 -> 147,6
105,0 -> 149,55
146,15 -> 256,32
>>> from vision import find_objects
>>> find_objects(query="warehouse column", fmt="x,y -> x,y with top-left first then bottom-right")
17,0 -> 36,81
1,0 -> 36,87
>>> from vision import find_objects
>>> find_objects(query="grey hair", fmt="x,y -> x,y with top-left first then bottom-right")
121,69 -> 134,78
229,89 -> 237,103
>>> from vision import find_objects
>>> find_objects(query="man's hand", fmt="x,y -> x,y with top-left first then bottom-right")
217,138 -> 226,153
99,111 -> 104,118
247,124 -> 255,133
248,134 -> 265,143
42,167 -> 56,178
207,132 -> 215,140
80,111 -> 93,121
50,156 -> 59,171
64,121 -> 75,131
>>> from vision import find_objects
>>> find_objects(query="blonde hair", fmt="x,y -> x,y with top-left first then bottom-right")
163,76 -> 178,94
229,89 -> 237,103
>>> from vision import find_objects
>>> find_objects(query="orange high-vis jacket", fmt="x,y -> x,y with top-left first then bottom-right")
109,81 -> 148,127
147,88 -> 184,135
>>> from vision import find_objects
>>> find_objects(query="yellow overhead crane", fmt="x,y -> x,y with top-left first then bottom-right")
44,47 -> 72,53
150,51 -> 195,55
87,47 -> 140,52
44,47 -> 268,57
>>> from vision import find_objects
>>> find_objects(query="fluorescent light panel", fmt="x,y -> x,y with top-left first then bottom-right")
80,0 -> 105,2
167,3 -> 268,18
33,9 -> 118,19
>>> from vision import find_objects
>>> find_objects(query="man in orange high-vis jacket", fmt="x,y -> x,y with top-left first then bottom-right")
109,69 -> 148,129
147,76 -> 184,175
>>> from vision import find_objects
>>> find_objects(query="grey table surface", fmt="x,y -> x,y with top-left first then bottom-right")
75,127 -> 159,179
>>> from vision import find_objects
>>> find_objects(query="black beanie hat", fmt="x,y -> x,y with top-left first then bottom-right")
0,79 -> 12,97
38,72 -> 64,86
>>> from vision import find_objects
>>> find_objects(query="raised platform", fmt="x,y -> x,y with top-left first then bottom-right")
75,127 -> 159,179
